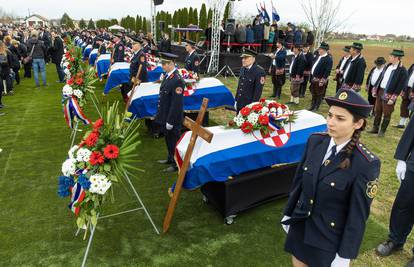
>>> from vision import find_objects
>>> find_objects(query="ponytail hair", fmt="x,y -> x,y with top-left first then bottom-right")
339,116 -> 367,169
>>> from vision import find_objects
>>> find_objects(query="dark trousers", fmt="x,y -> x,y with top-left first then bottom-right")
271,68 -> 285,99
335,73 -> 343,93
165,127 -> 180,165
310,80 -> 328,109
400,89 -> 411,118
23,63 -> 31,78
120,82 -> 132,103
375,88 -> 395,121
0,75 -> 13,95
55,64 -> 65,82
299,74 -> 310,97
367,85 -> 377,113
12,68 -> 20,84
389,169 -> 414,252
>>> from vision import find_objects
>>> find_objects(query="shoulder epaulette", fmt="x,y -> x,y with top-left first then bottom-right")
356,142 -> 378,162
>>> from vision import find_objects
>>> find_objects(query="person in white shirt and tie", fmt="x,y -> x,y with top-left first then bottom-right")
365,57 -> 386,115
287,45 -> 305,105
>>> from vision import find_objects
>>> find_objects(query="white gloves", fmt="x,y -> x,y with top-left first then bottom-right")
396,160 -> 407,183
234,101 -> 237,110
166,123 -> 173,130
331,253 -> 350,267
281,215 -> 291,234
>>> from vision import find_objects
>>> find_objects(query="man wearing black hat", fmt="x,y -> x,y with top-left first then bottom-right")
376,115 -> 414,267
269,39 -> 287,99
300,44 -> 314,98
111,34 -> 125,63
287,44 -> 305,105
129,40 -> 148,85
334,46 -> 351,92
309,42 -> 333,111
365,57 -> 386,113
395,62 -> 414,128
342,42 -> 366,92
155,52 -> 185,172
370,49 -> 408,137
184,40 -> 200,74
235,48 -> 266,112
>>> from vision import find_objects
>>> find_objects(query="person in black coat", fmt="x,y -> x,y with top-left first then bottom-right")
129,40 -> 148,84
282,88 -> 380,267
309,42 -> 333,111
0,41 -> 13,101
395,63 -> 414,128
365,57 -> 386,114
369,49 -> 408,137
50,31 -> 65,83
9,40 -> 21,85
342,42 -> 366,92
376,114 -> 414,267
300,44 -> 314,98
159,33 -> 171,53
235,48 -> 266,112
287,44 -> 305,105
334,46 -> 351,92
111,35 -> 125,63
268,39 -> 287,99
155,53 -> 185,172
184,40 -> 200,74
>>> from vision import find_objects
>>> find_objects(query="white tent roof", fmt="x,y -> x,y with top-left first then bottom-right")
108,25 -> 125,30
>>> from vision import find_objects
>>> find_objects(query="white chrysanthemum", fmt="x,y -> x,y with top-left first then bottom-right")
64,68 -> 71,75
76,147 -> 92,162
233,115 -> 245,127
73,89 -> 83,99
247,112 -> 259,125
261,107 -> 269,115
89,174 -> 112,195
62,158 -> 76,176
62,84 -> 73,96
68,145 -> 79,159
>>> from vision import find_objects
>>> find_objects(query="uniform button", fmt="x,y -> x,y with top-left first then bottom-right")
330,182 -> 335,187
310,199 -> 313,204
304,167 -> 308,171
370,155 -> 374,158
308,211 -> 311,216
330,222 -> 335,227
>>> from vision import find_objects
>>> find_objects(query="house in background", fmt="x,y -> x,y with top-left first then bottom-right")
25,14 -> 49,27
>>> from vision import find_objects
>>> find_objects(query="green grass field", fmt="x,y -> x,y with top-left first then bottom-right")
0,63 -> 412,266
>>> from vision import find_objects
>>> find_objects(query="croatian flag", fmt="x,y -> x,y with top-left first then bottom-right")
128,77 -> 235,118
83,45 -> 92,60
88,49 -> 98,65
261,2 -> 271,23
271,0 -> 280,22
68,183 -> 86,216
104,62 -> 131,94
175,110 -> 327,190
96,53 -> 111,79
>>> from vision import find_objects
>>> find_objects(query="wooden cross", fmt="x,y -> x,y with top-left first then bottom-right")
124,64 -> 143,114
163,98 -> 214,233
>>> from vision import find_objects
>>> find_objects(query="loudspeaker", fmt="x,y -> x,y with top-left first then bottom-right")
159,21 -> 165,32
225,19 -> 236,36
153,0 -> 163,5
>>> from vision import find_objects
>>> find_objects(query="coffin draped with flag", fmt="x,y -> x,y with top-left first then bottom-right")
96,53 -> 111,79
128,77 -> 235,118
88,49 -> 99,65
175,110 -> 327,190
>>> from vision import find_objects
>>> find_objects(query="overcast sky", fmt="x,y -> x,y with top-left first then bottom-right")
1,0 -> 412,36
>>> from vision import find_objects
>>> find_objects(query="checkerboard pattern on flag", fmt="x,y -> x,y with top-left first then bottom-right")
252,126 -> 291,148
184,85 -> 196,96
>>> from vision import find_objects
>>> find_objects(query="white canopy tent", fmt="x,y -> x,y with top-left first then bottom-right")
108,25 -> 125,31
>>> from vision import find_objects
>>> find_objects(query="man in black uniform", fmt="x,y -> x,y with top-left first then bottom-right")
184,40 -> 200,74
376,114 -> 414,267
129,39 -> 148,85
300,44 -> 314,98
334,46 -> 351,92
155,53 -> 185,172
342,42 -> 366,92
111,34 -> 125,63
235,48 -> 266,112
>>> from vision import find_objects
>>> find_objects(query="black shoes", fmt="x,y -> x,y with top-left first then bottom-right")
394,125 -> 405,129
157,159 -> 173,164
163,166 -> 178,172
376,240 -> 403,256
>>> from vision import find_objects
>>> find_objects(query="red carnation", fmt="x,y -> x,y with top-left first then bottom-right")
240,107 -> 251,117
241,121 -> 254,133
268,102 -> 281,109
252,103 -> 263,112
67,77 -> 74,86
103,144 -> 120,159
75,77 -> 84,86
258,115 -> 269,125
93,118 -> 104,129
259,98 -> 266,103
89,151 -> 105,165
280,104 -> 287,109
65,52 -> 71,58
67,64 -> 71,70
85,132 -> 99,147
69,57 -> 75,62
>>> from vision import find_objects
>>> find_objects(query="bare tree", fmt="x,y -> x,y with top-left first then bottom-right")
300,0 -> 350,46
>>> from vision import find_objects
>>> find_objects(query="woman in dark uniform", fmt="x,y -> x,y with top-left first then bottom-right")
281,89 -> 381,267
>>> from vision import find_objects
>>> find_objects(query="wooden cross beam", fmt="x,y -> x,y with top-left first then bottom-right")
124,64 -> 143,114
163,98 -> 214,233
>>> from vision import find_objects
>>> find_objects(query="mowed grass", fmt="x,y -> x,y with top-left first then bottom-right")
0,59 -> 412,267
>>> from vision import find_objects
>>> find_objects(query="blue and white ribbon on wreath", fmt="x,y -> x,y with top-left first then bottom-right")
62,96 -> 91,128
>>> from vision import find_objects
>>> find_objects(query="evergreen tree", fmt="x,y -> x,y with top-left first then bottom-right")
110,19 -> 118,26
142,18 -> 147,33
188,7 -> 194,25
223,2 -> 230,22
181,8 -> 188,27
199,4 -> 207,29
87,19 -> 95,29
193,8 -> 198,26
207,8 -> 213,24
78,18 -> 86,29
60,13 -> 75,28
135,15 -> 140,32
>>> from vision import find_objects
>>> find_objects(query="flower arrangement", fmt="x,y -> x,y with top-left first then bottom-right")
58,102 -> 142,231
228,99 -> 296,135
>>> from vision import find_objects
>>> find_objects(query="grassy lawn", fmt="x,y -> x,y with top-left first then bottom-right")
0,63 -> 412,267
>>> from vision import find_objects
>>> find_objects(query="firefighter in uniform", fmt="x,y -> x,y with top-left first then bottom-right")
184,40 -> 200,74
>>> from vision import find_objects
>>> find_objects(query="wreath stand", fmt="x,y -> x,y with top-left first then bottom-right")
74,170 -> 159,267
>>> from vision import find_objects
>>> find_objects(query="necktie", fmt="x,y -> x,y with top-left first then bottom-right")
323,145 -> 337,167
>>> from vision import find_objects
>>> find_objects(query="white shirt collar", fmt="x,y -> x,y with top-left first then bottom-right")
319,53 -> 328,58
322,137 -> 351,164
166,68 -> 176,78
189,50 -> 195,56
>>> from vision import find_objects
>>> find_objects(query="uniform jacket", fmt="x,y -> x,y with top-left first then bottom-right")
343,54 -> 366,86
112,41 -> 125,63
302,52 -> 314,72
272,48 -> 287,69
184,51 -> 200,73
284,133 -> 381,259
49,36 -> 64,65
395,116 -> 414,172
289,54 -> 305,77
235,63 -> 266,110
129,50 -> 148,83
336,56 -> 350,72
405,64 -> 414,89
374,62 -> 408,96
311,55 -> 333,79
155,69 -> 185,127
